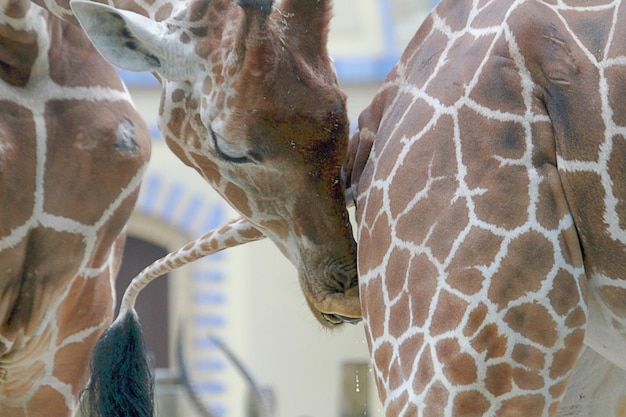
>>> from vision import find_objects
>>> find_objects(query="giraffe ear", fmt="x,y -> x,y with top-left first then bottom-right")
70,0 -> 192,80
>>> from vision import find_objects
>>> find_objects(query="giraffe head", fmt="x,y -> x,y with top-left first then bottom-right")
71,0 -> 360,327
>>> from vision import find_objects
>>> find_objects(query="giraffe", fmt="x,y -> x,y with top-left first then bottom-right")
0,0 -> 151,414
32,0 -> 626,415
343,0 -> 626,415
26,0 -> 360,415
69,0 -> 360,325
44,0 -> 626,415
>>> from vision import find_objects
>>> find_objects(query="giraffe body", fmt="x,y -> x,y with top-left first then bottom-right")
345,0 -> 626,415
0,0 -> 150,415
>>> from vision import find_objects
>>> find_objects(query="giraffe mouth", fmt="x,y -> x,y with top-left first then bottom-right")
321,313 -> 362,326
302,279 -> 362,328
306,255 -> 361,327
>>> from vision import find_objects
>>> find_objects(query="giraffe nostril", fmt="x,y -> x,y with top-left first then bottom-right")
327,261 -> 358,292
327,273 -> 358,295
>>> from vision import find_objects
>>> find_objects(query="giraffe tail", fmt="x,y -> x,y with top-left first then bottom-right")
82,309 -> 154,417
81,217 -> 265,417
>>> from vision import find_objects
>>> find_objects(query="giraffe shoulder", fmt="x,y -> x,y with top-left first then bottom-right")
505,1 -> 581,89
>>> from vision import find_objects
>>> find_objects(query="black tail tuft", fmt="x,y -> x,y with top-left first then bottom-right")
81,311 -> 155,417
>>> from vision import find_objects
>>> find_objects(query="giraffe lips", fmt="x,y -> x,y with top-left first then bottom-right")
321,313 -> 362,325
304,285 -> 362,328
297,242 -> 360,327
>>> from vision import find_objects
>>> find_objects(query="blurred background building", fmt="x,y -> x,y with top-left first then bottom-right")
116,1 -> 434,416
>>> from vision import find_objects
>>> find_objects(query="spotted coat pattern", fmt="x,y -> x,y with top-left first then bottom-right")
346,0 -> 626,415
0,0 -> 150,415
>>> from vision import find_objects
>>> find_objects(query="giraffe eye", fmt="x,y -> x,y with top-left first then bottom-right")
210,129 -> 255,164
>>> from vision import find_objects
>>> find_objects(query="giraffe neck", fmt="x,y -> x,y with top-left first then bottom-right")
0,0 -> 150,414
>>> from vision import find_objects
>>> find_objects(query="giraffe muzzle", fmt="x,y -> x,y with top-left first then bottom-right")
303,280 -> 362,328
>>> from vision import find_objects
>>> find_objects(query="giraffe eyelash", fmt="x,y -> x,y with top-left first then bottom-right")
210,128 -> 256,164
